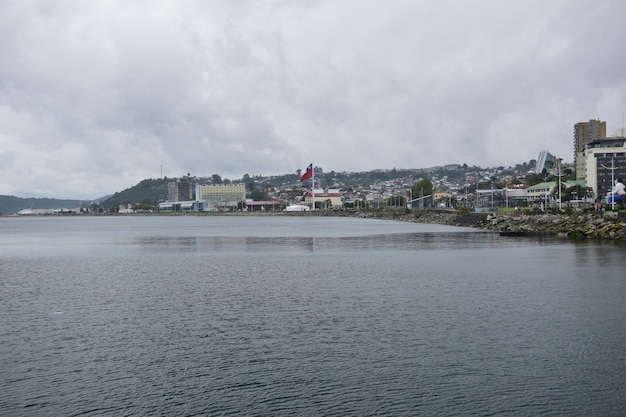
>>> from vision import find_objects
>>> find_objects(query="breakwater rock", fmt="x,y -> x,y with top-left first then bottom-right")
317,209 -> 626,240
475,211 -> 626,240
345,209 -> 488,227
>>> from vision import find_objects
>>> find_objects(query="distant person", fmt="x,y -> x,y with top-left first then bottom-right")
606,178 -> 626,204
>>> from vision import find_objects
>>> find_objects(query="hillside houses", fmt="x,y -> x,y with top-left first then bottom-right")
148,158 -> 590,213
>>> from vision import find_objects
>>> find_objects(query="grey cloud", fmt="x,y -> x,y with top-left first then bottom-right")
0,0 -> 625,199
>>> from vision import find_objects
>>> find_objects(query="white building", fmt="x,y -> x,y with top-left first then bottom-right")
304,189 -> 343,209
584,138 -> 626,200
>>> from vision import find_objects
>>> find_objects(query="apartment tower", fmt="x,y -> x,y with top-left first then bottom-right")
574,119 -> 606,179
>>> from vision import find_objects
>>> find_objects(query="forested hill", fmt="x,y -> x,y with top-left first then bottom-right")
102,178 -> 170,211
0,195 -> 85,215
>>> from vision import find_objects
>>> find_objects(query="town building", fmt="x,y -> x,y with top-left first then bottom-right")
503,184 -> 529,208
574,119 -> 606,180
584,136 -> 626,200
526,182 -> 554,205
433,191 -> 452,207
158,200 -> 204,212
195,183 -> 246,211
159,181 -> 246,212
245,199 -> 282,211
167,178 -> 195,202
474,188 -> 503,209
304,189 -> 343,209
526,180 -> 589,206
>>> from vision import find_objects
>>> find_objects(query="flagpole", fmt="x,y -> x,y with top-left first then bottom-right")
311,161 -> 315,211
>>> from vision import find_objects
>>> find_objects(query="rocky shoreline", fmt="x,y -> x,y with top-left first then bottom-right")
474,211 -> 626,240
311,208 -> 626,241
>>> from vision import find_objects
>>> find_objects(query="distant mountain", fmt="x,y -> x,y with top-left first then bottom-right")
92,194 -> 113,203
0,195 -> 86,215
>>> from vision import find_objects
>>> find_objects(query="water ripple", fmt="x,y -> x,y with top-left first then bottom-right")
2,217 -> 626,416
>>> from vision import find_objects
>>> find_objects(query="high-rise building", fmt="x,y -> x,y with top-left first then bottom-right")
574,119 -> 606,154
167,177 -> 195,202
535,149 -> 557,174
574,119 -> 606,179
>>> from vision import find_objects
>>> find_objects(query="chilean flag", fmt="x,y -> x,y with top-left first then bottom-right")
300,163 -> 313,181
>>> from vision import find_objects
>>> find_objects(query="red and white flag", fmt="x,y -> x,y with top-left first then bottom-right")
300,163 -> 313,181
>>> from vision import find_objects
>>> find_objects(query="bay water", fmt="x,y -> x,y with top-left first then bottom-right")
1,215 -> 625,416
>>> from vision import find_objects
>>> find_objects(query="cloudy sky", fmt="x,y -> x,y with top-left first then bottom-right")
1,0 -> 625,199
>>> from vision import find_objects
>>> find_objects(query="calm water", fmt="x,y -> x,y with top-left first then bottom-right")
1,215 -> 626,416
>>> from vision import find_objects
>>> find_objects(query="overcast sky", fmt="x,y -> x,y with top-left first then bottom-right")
1,0 -> 625,199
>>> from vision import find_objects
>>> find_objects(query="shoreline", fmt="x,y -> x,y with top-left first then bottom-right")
335,208 -> 626,240
8,208 -> 626,240
240,208 -> 626,240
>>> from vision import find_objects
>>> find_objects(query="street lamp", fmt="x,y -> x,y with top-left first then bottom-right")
557,158 -> 562,210
601,158 -> 617,210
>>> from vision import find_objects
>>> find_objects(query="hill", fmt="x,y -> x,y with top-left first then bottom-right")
99,169 -> 434,210
6,161 -> 542,213
102,178 -> 170,210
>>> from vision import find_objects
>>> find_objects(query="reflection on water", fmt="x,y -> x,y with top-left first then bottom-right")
131,231 -> 573,252
572,241 -> 626,267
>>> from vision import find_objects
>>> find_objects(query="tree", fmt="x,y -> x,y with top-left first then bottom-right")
525,173 -> 545,187
136,198 -> 153,211
412,179 -> 433,198
562,168 -> 574,181
211,174 -> 222,184
242,174 -> 256,190
249,189 -> 270,201
562,184 -> 587,203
